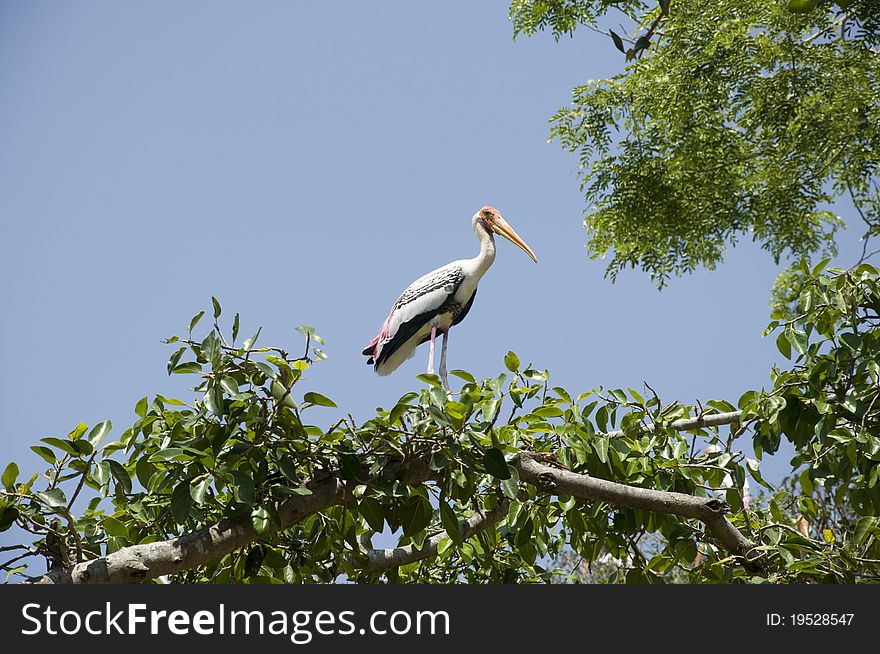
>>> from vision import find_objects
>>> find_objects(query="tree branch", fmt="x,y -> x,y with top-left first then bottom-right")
604,410 -> 742,439
34,455 -> 441,584
35,476 -> 352,584
350,499 -> 511,572
515,453 -> 763,572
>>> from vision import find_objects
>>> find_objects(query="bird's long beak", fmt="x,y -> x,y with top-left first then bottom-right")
493,216 -> 538,263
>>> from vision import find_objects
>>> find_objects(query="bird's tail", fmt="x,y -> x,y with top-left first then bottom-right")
362,336 -> 379,364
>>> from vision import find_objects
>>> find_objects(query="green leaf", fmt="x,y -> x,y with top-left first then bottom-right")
522,369 -> 549,382
188,310 -> 205,334
73,439 -> 93,456
450,369 -> 476,384
437,537 -> 454,557
389,402 -> 411,425
339,454 -> 362,481
277,456 -> 300,484
243,327 -> 262,351
36,488 -> 66,508
500,475 -> 520,500
103,516 -> 129,538
533,406 -> 564,418
251,507 -> 272,536
107,460 -> 132,494
416,373 -> 443,387
483,448 -> 511,480
191,476 -> 212,504
570,438 -> 588,466
134,458 -> 156,489
285,487 -> 312,496
203,386 -> 224,416
609,29 -> 625,53
787,0 -> 819,13
295,325 -> 323,345
201,331 -> 221,365
219,375 -> 240,396
87,420 -> 112,447
232,313 -> 240,343
359,497 -> 385,532
429,452 -> 450,471
1,462 -> 19,491
0,506 -> 19,532
737,390 -> 758,410
785,328 -> 808,356
706,399 -> 736,413
811,257 -> 832,276
270,380 -> 296,408
514,517 -> 534,549
68,422 -> 88,440
553,386 -> 573,404
171,362 -> 202,375
799,469 -> 814,496
840,332 -> 861,350
171,481 -> 193,524
30,446 -> 56,464
776,331 -> 791,359
594,436 -> 609,464
481,398 -> 499,422
135,396 -> 148,418
167,346 -> 186,375
303,392 -> 337,408
40,437 -> 80,457
853,517 -> 878,547
211,296 -> 222,319
504,351 -> 520,372
444,401 -> 467,420
401,496 -> 433,537
439,500 -> 461,544
745,459 -> 773,490
230,471 -> 255,506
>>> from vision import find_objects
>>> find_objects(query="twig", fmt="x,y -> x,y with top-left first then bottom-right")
603,410 -> 742,439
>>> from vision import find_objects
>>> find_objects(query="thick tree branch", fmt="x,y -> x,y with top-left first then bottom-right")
36,456 -> 440,584
35,475 -> 352,584
350,499 -> 511,572
515,453 -> 763,572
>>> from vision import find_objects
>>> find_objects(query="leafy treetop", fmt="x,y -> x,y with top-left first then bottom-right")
510,0 -> 880,286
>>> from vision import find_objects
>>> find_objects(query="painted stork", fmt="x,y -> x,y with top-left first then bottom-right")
362,206 -> 537,388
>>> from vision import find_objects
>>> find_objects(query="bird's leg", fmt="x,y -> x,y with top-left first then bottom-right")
439,329 -> 449,390
426,320 -> 438,375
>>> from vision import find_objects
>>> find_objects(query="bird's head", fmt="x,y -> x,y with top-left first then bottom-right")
475,206 -> 538,263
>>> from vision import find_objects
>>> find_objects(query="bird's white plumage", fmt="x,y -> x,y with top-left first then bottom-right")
372,262 -> 468,375
363,206 -> 535,384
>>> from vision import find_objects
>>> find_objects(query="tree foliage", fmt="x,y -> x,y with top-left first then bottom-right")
510,0 -> 880,285
2,265 -> 879,583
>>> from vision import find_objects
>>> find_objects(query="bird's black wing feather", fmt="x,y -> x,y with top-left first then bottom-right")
377,311 -> 437,370
373,266 -> 466,371
452,287 -> 477,326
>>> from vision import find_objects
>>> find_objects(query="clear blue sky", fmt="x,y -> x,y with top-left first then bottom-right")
0,1 -> 865,567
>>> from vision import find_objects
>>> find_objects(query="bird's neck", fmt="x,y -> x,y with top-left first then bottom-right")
471,218 -> 496,278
